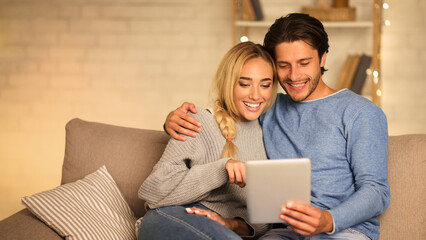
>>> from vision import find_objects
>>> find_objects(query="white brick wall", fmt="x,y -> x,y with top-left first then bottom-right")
381,0 -> 426,135
0,0 -> 425,220
0,0 -> 231,220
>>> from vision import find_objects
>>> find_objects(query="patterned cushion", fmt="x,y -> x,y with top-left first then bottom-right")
22,166 -> 136,240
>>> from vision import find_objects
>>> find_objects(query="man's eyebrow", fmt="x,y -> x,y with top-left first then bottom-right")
276,57 -> 313,63
299,57 -> 313,62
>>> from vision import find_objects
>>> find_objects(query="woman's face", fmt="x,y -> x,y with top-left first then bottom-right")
233,57 -> 274,121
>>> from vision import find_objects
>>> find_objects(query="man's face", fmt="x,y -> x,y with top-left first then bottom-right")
275,40 -> 326,102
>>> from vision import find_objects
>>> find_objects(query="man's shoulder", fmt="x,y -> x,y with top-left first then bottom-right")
339,90 -> 382,111
325,90 -> 379,114
336,89 -> 371,104
334,90 -> 387,127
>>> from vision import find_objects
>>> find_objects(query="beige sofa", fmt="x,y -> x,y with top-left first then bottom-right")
0,118 -> 425,239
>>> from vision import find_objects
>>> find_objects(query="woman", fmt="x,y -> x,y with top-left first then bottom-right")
138,41 -> 278,239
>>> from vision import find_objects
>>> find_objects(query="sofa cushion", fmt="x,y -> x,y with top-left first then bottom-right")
61,118 -> 170,218
22,166 -> 136,240
378,134 -> 426,239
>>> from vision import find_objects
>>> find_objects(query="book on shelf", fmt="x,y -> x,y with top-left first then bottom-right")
241,0 -> 256,21
240,0 -> 263,21
335,54 -> 360,91
250,0 -> 263,21
350,54 -> 372,94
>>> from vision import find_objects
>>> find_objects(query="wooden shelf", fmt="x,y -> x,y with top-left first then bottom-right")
235,20 -> 373,28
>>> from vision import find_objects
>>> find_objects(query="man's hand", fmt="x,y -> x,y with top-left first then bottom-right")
225,159 -> 246,188
165,102 -> 202,141
186,207 -> 252,236
280,202 -> 333,236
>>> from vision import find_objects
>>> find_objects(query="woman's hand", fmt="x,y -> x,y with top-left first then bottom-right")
186,207 -> 232,229
225,159 -> 246,188
185,207 -> 252,236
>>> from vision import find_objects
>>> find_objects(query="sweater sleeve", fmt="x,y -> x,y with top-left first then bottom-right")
138,111 -> 230,209
328,103 -> 390,233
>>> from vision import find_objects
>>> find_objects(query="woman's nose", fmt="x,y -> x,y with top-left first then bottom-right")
249,87 -> 260,100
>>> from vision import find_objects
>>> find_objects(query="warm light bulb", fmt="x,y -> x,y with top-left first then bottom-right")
240,36 -> 249,42
376,89 -> 382,97
385,20 -> 391,26
373,70 -> 379,78
383,3 -> 389,9
366,68 -> 372,75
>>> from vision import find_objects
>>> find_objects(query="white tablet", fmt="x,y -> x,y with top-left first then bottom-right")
245,158 -> 311,223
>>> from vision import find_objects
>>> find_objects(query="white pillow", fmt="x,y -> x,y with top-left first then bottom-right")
22,165 -> 136,240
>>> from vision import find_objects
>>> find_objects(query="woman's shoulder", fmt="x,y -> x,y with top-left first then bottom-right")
190,107 -> 215,119
187,107 -> 218,129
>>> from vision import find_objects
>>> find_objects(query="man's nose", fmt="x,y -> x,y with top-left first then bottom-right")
288,67 -> 299,81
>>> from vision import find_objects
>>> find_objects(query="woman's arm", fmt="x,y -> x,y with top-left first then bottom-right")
139,109 -> 230,208
139,155 -> 229,208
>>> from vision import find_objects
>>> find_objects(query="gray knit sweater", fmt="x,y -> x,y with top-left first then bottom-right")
138,107 -> 269,237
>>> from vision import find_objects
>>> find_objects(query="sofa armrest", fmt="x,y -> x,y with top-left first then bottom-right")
62,118 -> 170,218
378,134 -> 426,239
0,209 -> 63,240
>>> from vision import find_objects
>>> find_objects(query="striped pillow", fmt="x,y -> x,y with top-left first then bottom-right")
22,165 -> 136,240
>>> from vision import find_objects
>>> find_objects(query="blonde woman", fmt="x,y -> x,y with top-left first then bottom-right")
138,41 -> 278,240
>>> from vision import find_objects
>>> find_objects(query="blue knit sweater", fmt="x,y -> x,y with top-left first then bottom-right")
259,90 -> 390,240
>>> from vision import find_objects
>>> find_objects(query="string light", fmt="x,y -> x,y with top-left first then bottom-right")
366,68 -> 372,75
382,3 -> 389,9
383,2 -> 390,27
373,70 -> 379,85
373,70 -> 379,78
385,20 -> 391,26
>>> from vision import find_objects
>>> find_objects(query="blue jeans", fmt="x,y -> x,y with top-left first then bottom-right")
259,227 -> 370,240
138,203 -> 243,240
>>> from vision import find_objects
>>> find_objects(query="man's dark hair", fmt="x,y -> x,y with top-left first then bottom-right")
263,13 -> 329,75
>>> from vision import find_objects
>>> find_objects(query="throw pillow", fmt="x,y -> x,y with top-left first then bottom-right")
22,165 -> 136,240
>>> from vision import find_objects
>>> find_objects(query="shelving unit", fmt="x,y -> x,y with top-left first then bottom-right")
231,0 -> 382,106
235,20 -> 373,28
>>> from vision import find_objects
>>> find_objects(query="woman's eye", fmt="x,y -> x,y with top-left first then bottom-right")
239,83 -> 249,87
262,84 -> 271,88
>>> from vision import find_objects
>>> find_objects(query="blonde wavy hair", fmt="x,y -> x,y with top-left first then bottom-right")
210,41 -> 278,160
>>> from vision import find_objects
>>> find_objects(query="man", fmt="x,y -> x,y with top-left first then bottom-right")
164,13 -> 390,240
